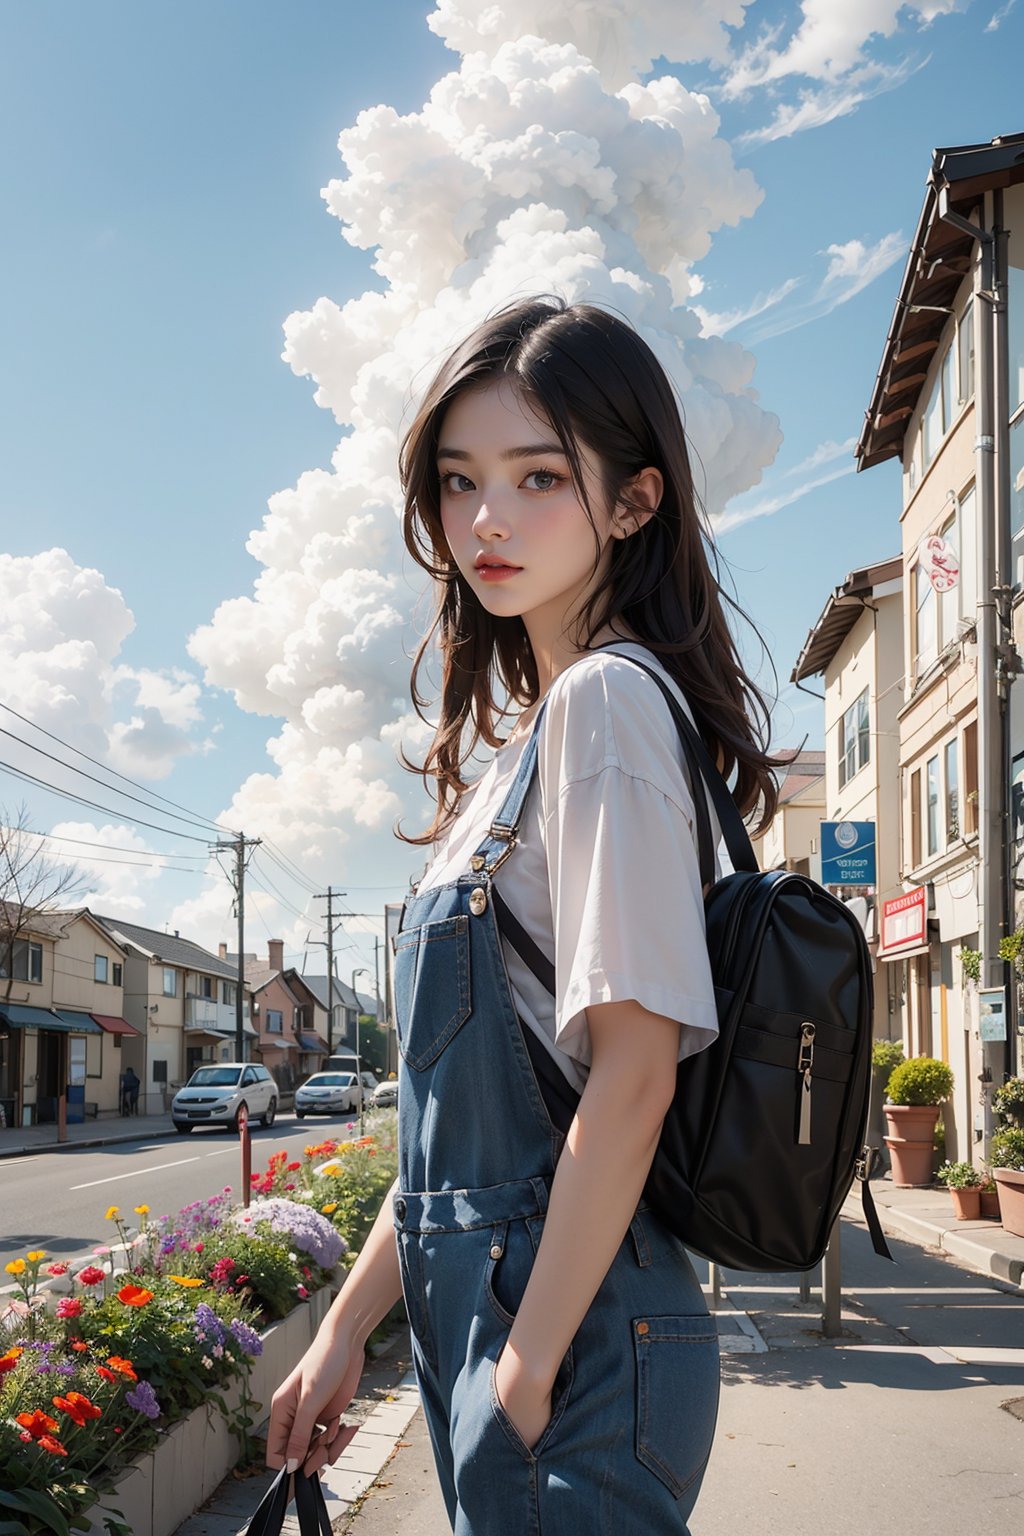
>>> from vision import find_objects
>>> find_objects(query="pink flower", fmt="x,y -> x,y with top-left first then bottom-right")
193,1242 -> 204,1253
56,1298 -> 83,1320
297,1285 -> 309,1299
76,1266 -> 106,1287
46,1263 -> 70,1277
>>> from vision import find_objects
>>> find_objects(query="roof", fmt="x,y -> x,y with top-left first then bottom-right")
299,974 -> 378,1015
791,556 -> 903,682
92,914 -> 245,983
858,133 -> 1024,470
774,751 -> 826,807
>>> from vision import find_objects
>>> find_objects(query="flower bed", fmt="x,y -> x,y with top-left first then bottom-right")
0,1111 -> 397,1535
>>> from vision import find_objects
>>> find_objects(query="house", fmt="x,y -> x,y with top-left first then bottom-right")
857,133 -> 1024,1158
750,751 -> 826,879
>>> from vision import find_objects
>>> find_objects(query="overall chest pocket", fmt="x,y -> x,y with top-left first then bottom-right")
394,915 -> 473,1070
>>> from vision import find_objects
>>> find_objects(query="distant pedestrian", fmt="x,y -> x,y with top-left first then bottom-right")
267,299 -> 781,1531
121,1066 -> 140,1116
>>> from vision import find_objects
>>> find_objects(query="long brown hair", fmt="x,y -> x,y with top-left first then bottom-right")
398,297 -> 783,846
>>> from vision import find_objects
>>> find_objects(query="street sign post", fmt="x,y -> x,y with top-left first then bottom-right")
238,1103 -> 251,1208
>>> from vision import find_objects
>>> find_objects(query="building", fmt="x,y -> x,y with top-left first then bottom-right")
857,133 -> 1024,1158
750,750 -> 826,879
791,556 -> 904,1044
93,917 -> 257,1113
1,905 -> 136,1127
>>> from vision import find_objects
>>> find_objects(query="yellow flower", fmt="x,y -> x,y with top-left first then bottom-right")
168,1275 -> 203,1287
133,1205 -> 149,1216
5,1259 -> 26,1276
26,1250 -> 47,1264
320,1163 -> 340,1177
321,1202 -> 338,1215
105,1206 -> 120,1221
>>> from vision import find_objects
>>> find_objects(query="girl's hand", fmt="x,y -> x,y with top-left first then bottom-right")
493,1345 -> 553,1453
266,1325 -> 365,1477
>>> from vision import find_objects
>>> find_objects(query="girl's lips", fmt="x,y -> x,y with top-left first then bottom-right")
476,564 -> 522,581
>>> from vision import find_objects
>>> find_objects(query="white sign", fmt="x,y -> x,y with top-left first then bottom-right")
918,534 -> 959,593
979,987 -> 1007,1042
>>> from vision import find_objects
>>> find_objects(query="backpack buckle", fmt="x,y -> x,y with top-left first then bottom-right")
854,1145 -> 876,1182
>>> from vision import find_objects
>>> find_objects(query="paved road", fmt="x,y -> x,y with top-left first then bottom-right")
1,1113 -> 362,1266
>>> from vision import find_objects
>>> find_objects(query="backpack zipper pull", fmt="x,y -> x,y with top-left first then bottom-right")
797,1024 -> 815,1145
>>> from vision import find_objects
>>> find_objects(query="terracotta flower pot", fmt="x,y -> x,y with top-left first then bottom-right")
948,1186 -> 981,1220
994,1168 -> 1024,1239
980,1188 -> 1001,1219
883,1104 -> 939,1187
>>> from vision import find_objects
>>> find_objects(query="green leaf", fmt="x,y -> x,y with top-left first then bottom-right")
0,1520 -> 32,1536
0,1490 -> 71,1536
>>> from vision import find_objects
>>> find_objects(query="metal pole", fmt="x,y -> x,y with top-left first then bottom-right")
236,835 -> 245,1062
352,965 -> 368,1132
821,1218 -> 842,1338
326,887 -> 334,1055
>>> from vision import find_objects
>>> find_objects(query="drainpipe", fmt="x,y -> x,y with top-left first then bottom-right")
938,186 -> 1013,1139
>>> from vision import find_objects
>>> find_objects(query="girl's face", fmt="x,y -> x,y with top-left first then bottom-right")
436,381 -> 617,645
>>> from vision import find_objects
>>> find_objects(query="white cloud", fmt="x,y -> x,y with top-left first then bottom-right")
0,550 -> 210,788
783,437 -> 858,477
736,55 -> 924,146
45,821 -> 169,915
737,230 -> 906,343
986,0 -> 1019,29
694,276 -> 802,335
715,458 -> 857,535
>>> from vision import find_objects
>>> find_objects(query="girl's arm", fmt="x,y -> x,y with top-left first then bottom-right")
495,1000 -> 680,1448
266,1175 -> 405,1474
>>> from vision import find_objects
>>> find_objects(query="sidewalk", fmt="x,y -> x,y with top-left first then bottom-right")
865,1171 -> 1024,1286
0,1109 -> 176,1157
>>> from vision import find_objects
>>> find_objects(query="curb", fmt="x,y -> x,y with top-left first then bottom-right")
869,1198 -> 1024,1287
0,1125 -> 176,1159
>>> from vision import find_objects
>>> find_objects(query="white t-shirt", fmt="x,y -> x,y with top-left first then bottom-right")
416,642 -> 725,1092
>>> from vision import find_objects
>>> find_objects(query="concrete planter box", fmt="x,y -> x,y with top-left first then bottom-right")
82,1274 -> 342,1536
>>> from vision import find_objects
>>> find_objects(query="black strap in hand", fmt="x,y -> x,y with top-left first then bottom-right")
245,1466 -> 332,1536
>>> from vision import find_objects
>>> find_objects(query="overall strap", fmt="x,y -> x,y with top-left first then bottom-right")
468,698 -> 551,879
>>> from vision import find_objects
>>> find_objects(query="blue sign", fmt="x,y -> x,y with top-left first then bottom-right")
820,821 -> 876,886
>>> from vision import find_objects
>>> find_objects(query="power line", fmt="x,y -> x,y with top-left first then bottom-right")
249,855 -> 315,922
12,824 -> 210,861
0,698 -> 237,836
0,758 -> 214,844
259,839 -> 320,896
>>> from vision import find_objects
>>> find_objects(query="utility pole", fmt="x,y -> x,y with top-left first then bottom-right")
315,888 -> 347,1054
213,832 -> 261,1062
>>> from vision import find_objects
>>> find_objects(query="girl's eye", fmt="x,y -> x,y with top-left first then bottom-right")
523,469 -> 564,492
439,471 -> 474,494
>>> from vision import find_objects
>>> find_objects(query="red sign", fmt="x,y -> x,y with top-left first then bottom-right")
879,886 -> 927,957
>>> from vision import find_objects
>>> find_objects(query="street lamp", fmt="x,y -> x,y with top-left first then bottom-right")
351,966 -> 369,1132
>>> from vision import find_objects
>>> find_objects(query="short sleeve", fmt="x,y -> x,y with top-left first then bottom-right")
538,655 -> 719,1069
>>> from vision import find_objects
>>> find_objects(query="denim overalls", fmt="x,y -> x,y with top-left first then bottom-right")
392,702 -> 720,1535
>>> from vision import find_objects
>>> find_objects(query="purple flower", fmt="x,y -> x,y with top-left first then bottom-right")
242,1199 -> 345,1269
229,1318 -> 263,1358
34,1362 -> 53,1375
193,1302 -> 226,1348
126,1380 -> 161,1420
55,1363 -> 76,1377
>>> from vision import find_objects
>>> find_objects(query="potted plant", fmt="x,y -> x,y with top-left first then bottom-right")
883,1056 -> 955,1187
870,1040 -> 904,1168
990,1126 -> 1024,1239
992,1076 -> 1024,1128
979,1176 -> 1001,1219
936,1160 -> 982,1219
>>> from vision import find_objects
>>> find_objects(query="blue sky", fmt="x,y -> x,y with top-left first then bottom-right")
1,0 -> 1022,976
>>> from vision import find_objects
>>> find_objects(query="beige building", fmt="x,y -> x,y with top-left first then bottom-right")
857,134 -> 1024,1161
792,557 -> 904,1044
1,906 -> 134,1128
750,751 -> 826,877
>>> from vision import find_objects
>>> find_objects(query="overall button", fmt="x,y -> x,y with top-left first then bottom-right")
489,1244 -> 503,1260
394,1197 -> 407,1223
469,887 -> 488,916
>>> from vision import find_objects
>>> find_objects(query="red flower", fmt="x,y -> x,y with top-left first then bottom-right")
38,1434 -> 68,1457
286,1161 -> 301,1172
56,1297 -> 83,1320
71,1340 -> 89,1353
96,1366 -> 117,1383
105,1355 -> 137,1381
0,1347 -> 24,1374
16,1409 -> 60,1439
77,1265 -> 106,1287
53,1391 -> 102,1426
117,1284 -> 153,1307
193,1242 -> 204,1253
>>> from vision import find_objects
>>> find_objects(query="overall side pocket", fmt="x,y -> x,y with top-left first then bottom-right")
393,915 -> 472,1070
632,1314 -> 720,1499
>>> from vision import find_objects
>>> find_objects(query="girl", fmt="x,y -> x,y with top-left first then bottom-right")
267,298 -> 780,1533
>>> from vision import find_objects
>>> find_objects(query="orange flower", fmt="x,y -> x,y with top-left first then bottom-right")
168,1275 -> 203,1287
16,1409 -> 60,1439
105,1356 -> 137,1381
0,1346 -> 24,1374
71,1340 -> 90,1353
96,1366 -> 117,1383
117,1283 -> 153,1307
38,1434 -> 68,1457
53,1391 -> 102,1426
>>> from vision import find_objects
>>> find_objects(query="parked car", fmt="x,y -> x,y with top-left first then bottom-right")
295,1071 -> 361,1119
371,1079 -> 398,1109
172,1064 -> 277,1134
325,1056 -> 379,1098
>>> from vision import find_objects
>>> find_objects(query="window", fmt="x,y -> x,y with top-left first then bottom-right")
911,768 -> 922,868
112,962 -> 122,987
200,976 -> 213,1000
922,361 -> 945,466
94,954 -> 108,984
0,940 -> 43,984
915,560 -> 937,672
941,345 -> 956,431
1012,416 -> 1024,585
1010,261 -> 1024,418
266,1008 -> 283,1034
958,299 -> 974,404
152,1060 -> 168,1084
964,721 -> 979,836
838,688 -> 870,787
222,981 -> 237,1007
162,967 -> 176,997
86,1034 -> 102,1078
945,738 -> 959,843
926,755 -> 940,857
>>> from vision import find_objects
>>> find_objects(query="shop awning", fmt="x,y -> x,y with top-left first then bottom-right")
184,1020 -> 258,1037
91,1014 -> 141,1037
876,942 -> 931,964
299,1033 -> 328,1052
0,1005 -> 101,1034
259,1038 -> 294,1050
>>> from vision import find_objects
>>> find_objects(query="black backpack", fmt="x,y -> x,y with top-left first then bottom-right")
493,651 -> 893,1272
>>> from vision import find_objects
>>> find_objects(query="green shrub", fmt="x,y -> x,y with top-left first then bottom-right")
992,1076 -> 1024,1128
990,1127 -> 1024,1171
937,1160 -> 981,1188
871,1039 -> 905,1075
886,1056 -> 954,1106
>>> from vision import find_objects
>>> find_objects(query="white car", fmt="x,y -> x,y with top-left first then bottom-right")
371,1079 -> 398,1108
294,1071 -> 362,1119
172,1064 -> 277,1134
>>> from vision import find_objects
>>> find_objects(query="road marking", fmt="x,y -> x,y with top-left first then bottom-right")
204,1147 -> 238,1157
70,1157 -> 201,1189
